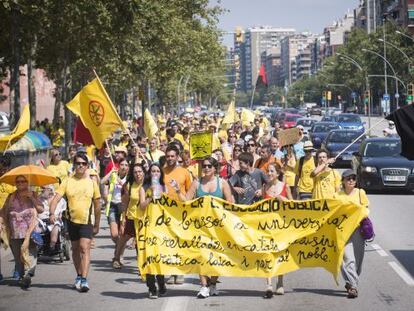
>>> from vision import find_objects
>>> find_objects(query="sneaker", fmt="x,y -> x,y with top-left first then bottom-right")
158,285 -> 167,297
80,278 -> 90,293
209,284 -> 218,296
112,260 -> 122,269
263,288 -> 273,299
275,286 -> 284,295
13,271 -> 20,280
73,276 -> 82,290
175,275 -> 184,285
148,290 -> 158,299
347,287 -> 358,299
21,275 -> 31,289
197,286 -> 210,299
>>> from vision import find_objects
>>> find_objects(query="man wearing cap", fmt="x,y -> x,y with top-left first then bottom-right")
383,121 -> 398,137
294,141 -> 316,200
104,146 -> 127,176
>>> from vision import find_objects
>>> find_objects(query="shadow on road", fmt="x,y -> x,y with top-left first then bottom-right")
292,288 -> 347,297
101,290 -> 146,299
390,250 -> 414,278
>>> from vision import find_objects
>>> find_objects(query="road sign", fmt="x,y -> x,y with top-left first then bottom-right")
383,94 -> 390,101
395,93 -> 400,99
351,92 -> 357,98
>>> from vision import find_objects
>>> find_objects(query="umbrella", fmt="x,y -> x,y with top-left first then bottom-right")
0,165 -> 58,186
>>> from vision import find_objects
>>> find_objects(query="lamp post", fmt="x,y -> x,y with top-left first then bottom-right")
362,48 -> 399,112
336,52 -> 371,129
396,30 -> 414,42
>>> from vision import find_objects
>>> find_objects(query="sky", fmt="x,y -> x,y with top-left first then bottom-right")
211,0 -> 360,47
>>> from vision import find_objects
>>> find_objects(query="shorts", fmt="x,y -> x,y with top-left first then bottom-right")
107,202 -> 122,224
299,192 -> 313,200
124,217 -> 135,237
67,221 -> 93,241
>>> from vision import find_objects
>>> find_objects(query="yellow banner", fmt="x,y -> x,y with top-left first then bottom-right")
137,196 -> 368,280
0,104 -> 30,151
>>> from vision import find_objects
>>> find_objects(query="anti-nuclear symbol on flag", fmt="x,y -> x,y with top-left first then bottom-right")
89,100 -> 105,126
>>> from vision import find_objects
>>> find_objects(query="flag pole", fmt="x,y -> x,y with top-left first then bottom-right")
334,118 -> 387,161
105,139 -> 115,168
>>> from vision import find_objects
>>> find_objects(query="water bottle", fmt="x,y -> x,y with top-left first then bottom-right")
151,175 -> 162,199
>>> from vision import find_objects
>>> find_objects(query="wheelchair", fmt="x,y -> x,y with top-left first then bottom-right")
37,218 -> 71,262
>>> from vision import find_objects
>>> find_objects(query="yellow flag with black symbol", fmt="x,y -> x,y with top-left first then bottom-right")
241,108 -> 255,126
0,104 -> 30,151
67,78 -> 124,148
144,109 -> 158,140
189,131 -> 213,160
137,196 -> 367,281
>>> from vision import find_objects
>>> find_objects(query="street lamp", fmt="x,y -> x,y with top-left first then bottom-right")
336,52 -> 371,129
378,39 -> 411,67
362,48 -> 399,112
396,30 -> 414,43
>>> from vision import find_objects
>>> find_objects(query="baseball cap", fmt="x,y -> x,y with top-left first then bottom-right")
342,169 -> 357,179
77,146 -> 87,153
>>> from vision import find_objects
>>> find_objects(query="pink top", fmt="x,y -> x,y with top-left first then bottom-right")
8,193 -> 35,239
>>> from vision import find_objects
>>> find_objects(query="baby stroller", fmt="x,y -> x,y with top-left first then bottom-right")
37,218 -> 71,262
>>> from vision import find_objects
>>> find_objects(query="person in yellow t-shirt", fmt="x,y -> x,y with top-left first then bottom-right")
49,153 -> 100,292
294,141 -> 316,200
112,163 -> 145,269
311,150 -> 340,199
282,146 -> 297,197
47,148 -> 70,186
334,169 -> 369,299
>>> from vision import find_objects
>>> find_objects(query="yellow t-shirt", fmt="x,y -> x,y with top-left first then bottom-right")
164,166 -> 192,200
0,183 -> 16,209
57,176 -> 101,224
335,188 -> 369,208
295,157 -> 316,193
284,157 -> 296,187
47,160 -> 70,185
126,182 -> 143,220
312,169 -> 341,200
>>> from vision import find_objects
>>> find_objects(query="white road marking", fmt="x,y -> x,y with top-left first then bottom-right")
162,297 -> 190,311
371,243 -> 388,257
388,261 -> 414,286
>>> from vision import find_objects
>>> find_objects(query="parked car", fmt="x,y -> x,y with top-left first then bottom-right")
321,129 -> 365,167
321,115 -> 337,122
330,108 -> 342,115
295,118 -> 317,135
352,137 -> 414,192
310,106 -> 322,116
281,113 -> 302,129
309,122 -> 341,149
335,113 -> 364,132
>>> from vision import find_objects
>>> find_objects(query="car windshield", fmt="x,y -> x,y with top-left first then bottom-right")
337,115 -> 361,123
364,141 -> 401,157
286,115 -> 300,122
313,124 -> 339,132
296,119 -> 315,127
329,131 -> 363,143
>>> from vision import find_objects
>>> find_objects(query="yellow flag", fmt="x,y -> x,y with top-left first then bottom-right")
221,102 -> 239,124
241,108 -> 255,126
0,104 -> 30,151
67,78 -> 124,148
144,108 -> 158,140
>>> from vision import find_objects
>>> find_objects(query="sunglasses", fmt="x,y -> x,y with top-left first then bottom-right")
178,160 -> 183,164
234,149 -> 241,152
52,153 -> 61,157
345,176 -> 356,181
202,164 -> 213,169
16,180 -> 28,184
248,144 -> 256,147
75,161 -> 88,167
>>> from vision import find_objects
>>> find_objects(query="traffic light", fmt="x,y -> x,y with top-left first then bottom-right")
364,90 -> 370,104
408,83 -> 414,101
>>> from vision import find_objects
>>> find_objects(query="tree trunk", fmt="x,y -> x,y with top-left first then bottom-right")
28,34 -> 38,129
11,5 -> 20,128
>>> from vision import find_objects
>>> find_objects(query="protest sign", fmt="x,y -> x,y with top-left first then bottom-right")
278,128 -> 301,147
136,196 -> 367,280
189,131 -> 213,160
